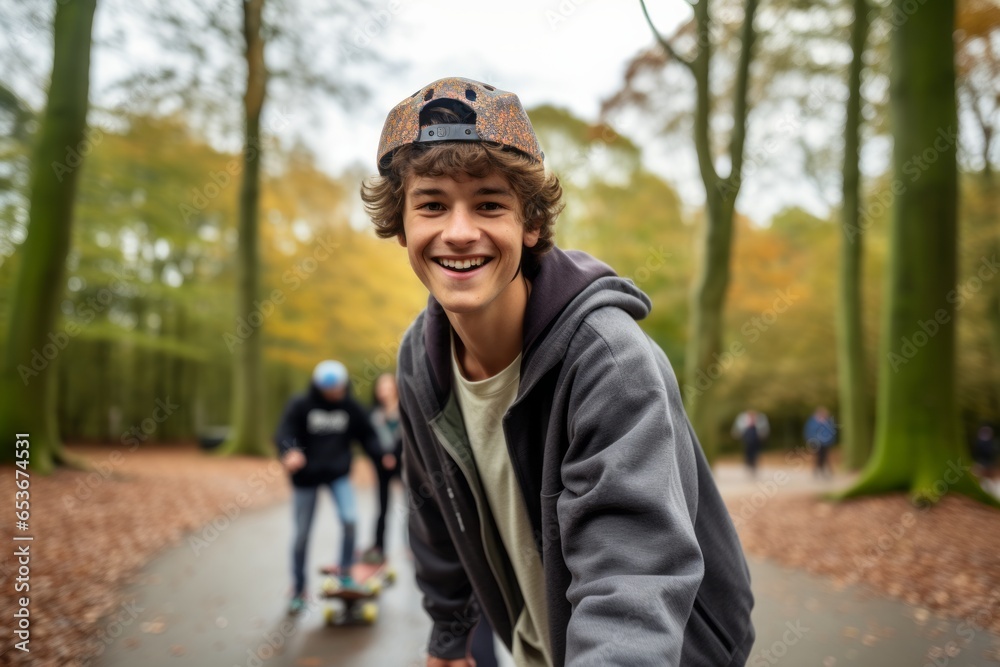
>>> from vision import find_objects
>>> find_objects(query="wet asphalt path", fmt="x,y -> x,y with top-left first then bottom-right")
95,478 -> 477,667
95,467 -> 1000,666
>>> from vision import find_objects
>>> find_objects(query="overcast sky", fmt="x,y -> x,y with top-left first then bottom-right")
309,0 -> 691,174
5,0 -> 836,224
302,0 -> 831,222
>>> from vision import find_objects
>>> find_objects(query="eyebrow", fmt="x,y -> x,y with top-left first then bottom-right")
473,187 -> 514,198
408,186 -> 515,198
409,188 -> 445,198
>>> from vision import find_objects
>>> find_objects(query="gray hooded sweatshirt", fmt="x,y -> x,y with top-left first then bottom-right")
397,247 -> 754,666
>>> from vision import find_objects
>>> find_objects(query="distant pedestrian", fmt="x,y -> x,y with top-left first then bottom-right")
361,372 -> 402,565
274,360 -> 384,614
972,422 -> 998,474
804,407 -> 837,478
732,410 -> 770,477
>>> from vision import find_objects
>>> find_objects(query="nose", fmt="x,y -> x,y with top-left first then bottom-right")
440,205 -> 480,246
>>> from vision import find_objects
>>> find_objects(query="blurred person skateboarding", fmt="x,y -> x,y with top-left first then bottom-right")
275,359 -> 385,614
362,77 -> 754,666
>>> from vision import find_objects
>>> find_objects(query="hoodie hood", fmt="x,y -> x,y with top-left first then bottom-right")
419,246 -> 651,407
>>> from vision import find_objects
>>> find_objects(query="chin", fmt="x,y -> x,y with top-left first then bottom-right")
435,293 -> 486,316
428,282 -> 495,313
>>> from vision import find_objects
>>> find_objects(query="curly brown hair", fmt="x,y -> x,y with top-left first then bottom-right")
361,141 -> 564,274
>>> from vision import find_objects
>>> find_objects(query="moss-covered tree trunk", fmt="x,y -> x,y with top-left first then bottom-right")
668,0 -> 759,461
837,0 -> 873,471
841,0 -> 996,505
0,0 -> 98,473
685,188 -> 737,461
219,0 -> 270,457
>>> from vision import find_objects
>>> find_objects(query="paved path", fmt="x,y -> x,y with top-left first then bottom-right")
96,464 -> 1000,666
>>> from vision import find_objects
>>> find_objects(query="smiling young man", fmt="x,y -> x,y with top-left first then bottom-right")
363,77 -> 754,667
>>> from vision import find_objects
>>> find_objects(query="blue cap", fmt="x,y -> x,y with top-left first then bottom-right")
313,360 -> 348,390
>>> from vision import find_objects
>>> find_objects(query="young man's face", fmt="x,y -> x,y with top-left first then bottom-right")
399,172 -> 539,316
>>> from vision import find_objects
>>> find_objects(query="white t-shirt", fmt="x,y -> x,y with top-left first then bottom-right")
451,332 -> 552,667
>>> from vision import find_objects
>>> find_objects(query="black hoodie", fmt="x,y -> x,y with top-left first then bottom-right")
274,382 -> 382,487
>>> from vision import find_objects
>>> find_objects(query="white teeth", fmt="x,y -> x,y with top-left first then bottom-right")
439,257 -> 486,270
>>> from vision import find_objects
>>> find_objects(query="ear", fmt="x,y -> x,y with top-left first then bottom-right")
523,224 -> 540,249
396,232 -> 407,248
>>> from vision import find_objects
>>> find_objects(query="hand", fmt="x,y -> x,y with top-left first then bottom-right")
427,658 -> 475,667
281,448 -> 306,473
382,454 -> 397,471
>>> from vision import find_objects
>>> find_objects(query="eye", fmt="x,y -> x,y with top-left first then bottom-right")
416,202 -> 445,211
479,202 -> 504,211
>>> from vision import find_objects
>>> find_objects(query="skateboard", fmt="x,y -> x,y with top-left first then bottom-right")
319,562 -> 396,625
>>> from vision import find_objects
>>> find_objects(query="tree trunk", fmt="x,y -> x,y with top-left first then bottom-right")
97,340 -> 110,442
681,0 -> 758,461
684,192 -> 737,458
983,170 -> 1000,414
837,0 -> 873,471
155,302 -> 170,441
173,305 -> 190,437
0,0 -> 98,472
218,0 -> 270,457
841,0 -> 996,506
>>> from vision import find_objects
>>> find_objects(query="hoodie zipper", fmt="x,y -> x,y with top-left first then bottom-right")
430,421 -> 518,632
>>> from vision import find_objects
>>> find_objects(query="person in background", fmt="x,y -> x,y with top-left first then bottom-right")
972,422 -> 998,475
469,611 -> 499,667
275,360 -> 385,614
803,406 -> 837,478
361,372 -> 403,565
732,409 -> 770,477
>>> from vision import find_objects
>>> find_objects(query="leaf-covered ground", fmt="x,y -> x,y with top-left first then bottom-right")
732,491 -> 1000,638
0,443 -> 291,667
2,444 -> 998,665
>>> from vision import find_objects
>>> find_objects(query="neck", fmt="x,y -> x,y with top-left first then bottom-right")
448,273 -> 531,381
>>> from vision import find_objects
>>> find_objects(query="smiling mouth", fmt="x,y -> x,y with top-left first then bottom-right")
434,257 -> 492,273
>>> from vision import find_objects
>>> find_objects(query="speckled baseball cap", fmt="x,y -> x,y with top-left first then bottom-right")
376,77 -> 544,175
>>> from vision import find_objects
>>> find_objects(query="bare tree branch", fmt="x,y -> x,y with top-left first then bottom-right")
640,0 -> 694,72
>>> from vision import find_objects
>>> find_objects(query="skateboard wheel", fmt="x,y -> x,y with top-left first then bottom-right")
323,607 -> 335,625
367,580 -> 382,595
360,601 -> 378,624
322,578 -> 340,594
385,569 -> 396,584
